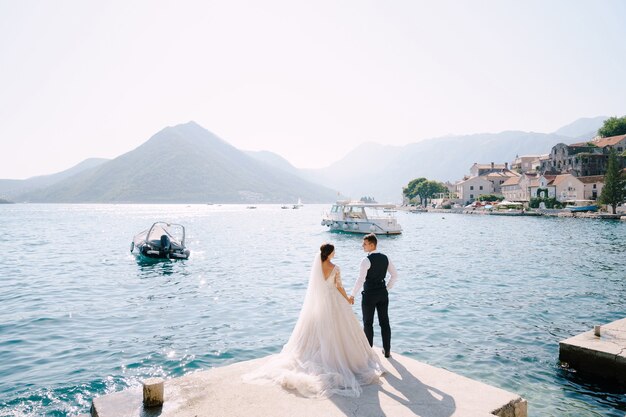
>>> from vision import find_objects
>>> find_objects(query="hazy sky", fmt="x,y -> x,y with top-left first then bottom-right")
1,0 -> 625,179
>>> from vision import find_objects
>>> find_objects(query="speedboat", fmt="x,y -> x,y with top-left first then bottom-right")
321,201 -> 402,235
131,222 -> 190,260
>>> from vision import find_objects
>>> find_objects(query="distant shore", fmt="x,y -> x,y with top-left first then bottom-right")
421,206 -> 625,220
0,198 -> 14,204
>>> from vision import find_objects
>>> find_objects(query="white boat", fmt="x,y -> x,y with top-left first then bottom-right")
321,201 -> 402,235
292,198 -> 303,209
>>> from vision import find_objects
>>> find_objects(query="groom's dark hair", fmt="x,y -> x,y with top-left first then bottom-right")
364,233 -> 377,246
320,243 -> 335,262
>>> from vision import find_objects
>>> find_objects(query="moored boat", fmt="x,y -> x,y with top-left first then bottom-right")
292,198 -> 303,209
131,222 -> 190,260
321,201 -> 402,235
564,200 -> 598,212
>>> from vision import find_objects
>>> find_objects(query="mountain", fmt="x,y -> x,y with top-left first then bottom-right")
552,116 -> 607,139
245,150 -> 302,177
0,158 -> 109,201
305,130 -> 583,203
5,116 -> 611,204
15,122 -> 337,203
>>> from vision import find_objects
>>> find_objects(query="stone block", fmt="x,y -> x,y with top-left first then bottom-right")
142,377 -> 164,407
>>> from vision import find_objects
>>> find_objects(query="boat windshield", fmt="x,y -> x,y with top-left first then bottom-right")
363,206 -> 394,219
147,222 -> 185,245
345,206 -> 366,219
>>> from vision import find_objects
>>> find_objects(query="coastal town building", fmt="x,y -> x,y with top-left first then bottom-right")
578,175 -> 605,201
450,135 -> 623,208
503,173 -> 604,204
501,173 -> 556,202
540,134 -> 626,176
501,176 -> 523,202
456,162 -> 520,204
529,175 -> 557,200
483,172 -> 518,195
511,155 -> 542,174
456,175 -> 494,203
469,162 -> 509,177
553,174 -> 585,201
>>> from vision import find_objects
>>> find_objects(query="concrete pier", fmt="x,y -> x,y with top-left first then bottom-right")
90,350 -> 526,417
559,317 -> 626,383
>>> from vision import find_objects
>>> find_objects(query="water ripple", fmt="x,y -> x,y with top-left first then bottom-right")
0,205 -> 624,416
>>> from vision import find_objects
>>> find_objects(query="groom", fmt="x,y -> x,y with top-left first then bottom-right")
349,233 -> 398,358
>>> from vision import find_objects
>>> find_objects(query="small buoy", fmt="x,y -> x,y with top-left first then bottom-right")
343,223 -> 349,229
351,223 -> 359,230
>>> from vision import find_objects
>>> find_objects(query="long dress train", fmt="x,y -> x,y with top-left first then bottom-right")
244,255 -> 384,398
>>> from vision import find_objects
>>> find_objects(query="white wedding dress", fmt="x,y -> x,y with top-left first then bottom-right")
244,254 -> 384,398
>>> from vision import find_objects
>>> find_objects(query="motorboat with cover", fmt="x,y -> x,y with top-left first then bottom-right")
131,222 -> 190,260
321,200 -> 403,235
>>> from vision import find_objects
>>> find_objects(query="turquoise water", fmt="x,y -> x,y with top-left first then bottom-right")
0,204 -> 624,416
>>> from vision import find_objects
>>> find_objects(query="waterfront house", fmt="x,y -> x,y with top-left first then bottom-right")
456,175 -> 495,204
553,174 -> 585,202
484,171 -> 520,195
578,175 -> 604,201
502,173 -> 557,203
456,162 -> 519,204
501,176 -> 523,202
455,162 -> 519,203
529,175 -> 557,200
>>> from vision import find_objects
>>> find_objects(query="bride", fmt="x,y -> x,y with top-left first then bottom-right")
244,243 -> 384,398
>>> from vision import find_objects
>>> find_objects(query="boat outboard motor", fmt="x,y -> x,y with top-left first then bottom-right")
160,234 -> 171,257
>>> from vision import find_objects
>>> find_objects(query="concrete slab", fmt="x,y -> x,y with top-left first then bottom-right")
559,317 -> 626,382
91,350 -> 526,417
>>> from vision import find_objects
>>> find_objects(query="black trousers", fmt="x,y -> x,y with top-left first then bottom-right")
361,288 -> 391,353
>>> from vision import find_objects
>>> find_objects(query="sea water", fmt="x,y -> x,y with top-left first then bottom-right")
0,204 -> 624,416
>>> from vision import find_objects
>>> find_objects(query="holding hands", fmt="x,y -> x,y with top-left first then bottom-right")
348,296 -> 355,305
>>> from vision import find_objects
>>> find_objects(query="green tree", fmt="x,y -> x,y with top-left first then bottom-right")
402,178 -> 427,202
598,116 -> 626,138
599,149 -> 626,213
403,178 -> 447,206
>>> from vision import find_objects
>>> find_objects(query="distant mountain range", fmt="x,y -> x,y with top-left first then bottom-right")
552,116 -> 608,140
0,116 -> 608,203
4,122 -> 338,203
254,117 -> 609,202
0,158 -> 109,201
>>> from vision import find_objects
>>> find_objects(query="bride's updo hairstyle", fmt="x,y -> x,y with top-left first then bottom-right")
320,243 -> 335,262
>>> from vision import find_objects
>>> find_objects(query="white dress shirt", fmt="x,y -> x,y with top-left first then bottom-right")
351,250 -> 398,298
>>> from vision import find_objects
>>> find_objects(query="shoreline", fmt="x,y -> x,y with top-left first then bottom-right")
407,207 -> 626,220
